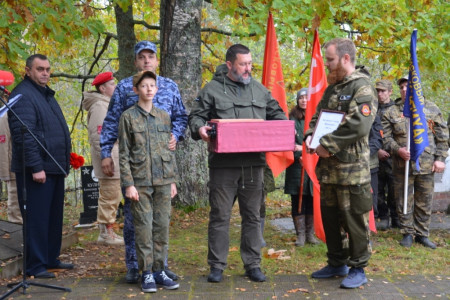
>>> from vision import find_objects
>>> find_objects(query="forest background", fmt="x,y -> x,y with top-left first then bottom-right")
1,0 -> 448,206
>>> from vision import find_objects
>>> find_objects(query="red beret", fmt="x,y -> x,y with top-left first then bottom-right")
92,72 -> 114,86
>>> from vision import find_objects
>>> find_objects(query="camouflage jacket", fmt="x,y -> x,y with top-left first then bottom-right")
188,64 -> 286,168
304,67 -> 377,185
118,103 -> 178,187
101,75 -> 187,160
381,97 -> 449,175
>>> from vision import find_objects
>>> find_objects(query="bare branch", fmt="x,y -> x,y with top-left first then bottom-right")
134,20 -> 160,30
202,40 -> 222,60
201,27 -> 256,37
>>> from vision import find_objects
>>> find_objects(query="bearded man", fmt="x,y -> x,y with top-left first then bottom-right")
188,44 -> 286,283
305,38 -> 377,289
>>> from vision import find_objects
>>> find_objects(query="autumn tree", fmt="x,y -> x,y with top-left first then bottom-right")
1,0 -> 448,206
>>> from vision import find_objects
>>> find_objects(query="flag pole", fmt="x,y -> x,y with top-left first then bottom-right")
403,118 -> 410,215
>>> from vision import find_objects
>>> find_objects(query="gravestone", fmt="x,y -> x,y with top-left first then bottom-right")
79,165 -> 99,224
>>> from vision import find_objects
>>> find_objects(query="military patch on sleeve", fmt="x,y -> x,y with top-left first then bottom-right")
360,104 -> 371,116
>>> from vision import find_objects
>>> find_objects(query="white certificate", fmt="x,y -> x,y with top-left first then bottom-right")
310,110 -> 345,149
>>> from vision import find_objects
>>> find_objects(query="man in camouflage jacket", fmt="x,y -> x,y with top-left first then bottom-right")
305,38 -> 376,289
381,77 -> 448,249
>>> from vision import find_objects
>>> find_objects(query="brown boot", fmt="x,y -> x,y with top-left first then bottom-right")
305,215 -> 319,244
293,215 -> 305,247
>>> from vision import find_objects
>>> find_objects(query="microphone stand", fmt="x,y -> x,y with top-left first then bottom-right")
0,94 -> 71,299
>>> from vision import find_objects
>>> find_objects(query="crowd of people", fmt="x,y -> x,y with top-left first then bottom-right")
0,37 -> 448,293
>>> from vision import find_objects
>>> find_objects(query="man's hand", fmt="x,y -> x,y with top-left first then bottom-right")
294,144 -> 302,152
378,149 -> 390,161
171,183 -> 178,198
315,145 -> 331,158
305,135 -> 315,154
125,186 -> 139,201
101,157 -> 115,177
432,161 -> 445,173
199,125 -> 212,142
32,170 -> 46,184
169,134 -> 176,151
397,147 -> 410,161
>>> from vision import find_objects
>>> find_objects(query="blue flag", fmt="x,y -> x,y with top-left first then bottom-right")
403,29 -> 429,171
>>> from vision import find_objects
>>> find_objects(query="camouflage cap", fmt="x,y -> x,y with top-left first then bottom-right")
133,70 -> 157,87
397,76 -> 408,85
375,79 -> 393,91
297,88 -> 308,99
134,41 -> 157,56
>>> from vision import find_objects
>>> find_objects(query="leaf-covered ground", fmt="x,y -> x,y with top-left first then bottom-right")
0,191 -> 449,284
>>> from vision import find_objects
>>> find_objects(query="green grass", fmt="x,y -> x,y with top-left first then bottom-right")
3,185 -> 448,278
168,195 -> 450,278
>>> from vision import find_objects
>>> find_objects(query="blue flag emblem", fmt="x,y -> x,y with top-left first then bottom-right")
403,29 -> 429,171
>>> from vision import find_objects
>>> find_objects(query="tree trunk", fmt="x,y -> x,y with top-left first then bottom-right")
114,4 -> 136,81
160,0 -> 208,206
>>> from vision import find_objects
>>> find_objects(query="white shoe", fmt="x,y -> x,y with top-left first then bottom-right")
97,224 -> 124,245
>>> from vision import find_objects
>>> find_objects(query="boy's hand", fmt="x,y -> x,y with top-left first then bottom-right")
171,183 -> 178,198
126,186 -> 139,201
169,134 -> 176,151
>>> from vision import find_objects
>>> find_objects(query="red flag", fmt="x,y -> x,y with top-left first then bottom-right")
303,30 -> 327,242
262,13 -> 294,177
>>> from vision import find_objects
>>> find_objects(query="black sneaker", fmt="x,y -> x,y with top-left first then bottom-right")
125,268 -> 140,283
415,236 -> 436,249
376,219 -> 389,231
154,270 -> 179,289
399,234 -> 413,248
207,267 -> 223,283
245,267 -> 266,282
141,271 -> 156,293
164,267 -> 179,281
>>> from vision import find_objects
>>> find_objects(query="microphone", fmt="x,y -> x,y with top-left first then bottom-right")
0,94 -> 22,118
0,70 -> 14,86
0,86 -> 11,95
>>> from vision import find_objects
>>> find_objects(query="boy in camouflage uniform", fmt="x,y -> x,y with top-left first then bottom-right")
101,41 -> 186,283
381,77 -> 448,249
119,71 -> 179,292
305,38 -> 376,289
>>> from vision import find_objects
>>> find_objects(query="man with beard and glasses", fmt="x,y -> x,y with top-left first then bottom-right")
188,44 -> 286,283
304,38 -> 377,289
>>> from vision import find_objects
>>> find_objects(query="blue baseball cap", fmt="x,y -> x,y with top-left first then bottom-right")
134,41 -> 157,56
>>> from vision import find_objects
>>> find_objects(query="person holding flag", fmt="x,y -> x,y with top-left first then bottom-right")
304,38 -> 377,289
381,30 -> 448,249
381,76 -> 448,249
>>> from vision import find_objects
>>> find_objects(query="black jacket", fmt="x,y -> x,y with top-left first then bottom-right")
8,76 -> 71,175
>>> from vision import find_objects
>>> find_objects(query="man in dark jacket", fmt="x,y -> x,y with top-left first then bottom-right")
189,44 -> 286,283
375,79 -> 398,230
8,54 -> 73,278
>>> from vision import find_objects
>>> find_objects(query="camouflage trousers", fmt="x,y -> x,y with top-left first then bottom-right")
320,183 -> 372,268
393,171 -> 433,237
122,189 -> 170,271
130,184 -> 171,272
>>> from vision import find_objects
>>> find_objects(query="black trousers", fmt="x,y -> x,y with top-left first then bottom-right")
16,172 -> 65,275
207,167 -> 264,271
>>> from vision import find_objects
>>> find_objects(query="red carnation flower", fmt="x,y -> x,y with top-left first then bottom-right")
70,152 -> 85,170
